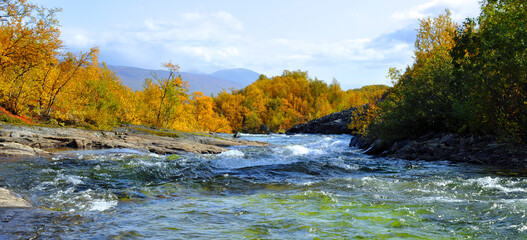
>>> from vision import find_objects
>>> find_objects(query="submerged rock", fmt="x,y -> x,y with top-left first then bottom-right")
0,207 -> 72,239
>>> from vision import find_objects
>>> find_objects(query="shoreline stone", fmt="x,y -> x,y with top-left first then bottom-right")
0,123 -> 269,156
0,188 -> 31,208
350,132 -> 527,168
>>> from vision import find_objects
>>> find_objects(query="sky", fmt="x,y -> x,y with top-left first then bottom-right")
38,0 -> 482,89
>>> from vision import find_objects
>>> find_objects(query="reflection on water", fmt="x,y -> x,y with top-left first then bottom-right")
1,134 -> 527,239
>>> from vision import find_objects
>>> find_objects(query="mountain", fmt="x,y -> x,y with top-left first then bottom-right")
107,65 -> 260,96
209,68 -> 261,86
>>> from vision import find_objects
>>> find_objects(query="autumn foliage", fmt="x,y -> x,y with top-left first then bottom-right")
215,71 -> 387,133
360,1 -> 527,143
0,0 -> 386,133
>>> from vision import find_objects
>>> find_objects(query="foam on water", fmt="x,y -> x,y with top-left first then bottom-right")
418,196 -> 466,203
467,176 -> 527,193
281,145 -> 324,156
44,187 -> 118,212
305,137 -> 349,153
212,136 -> 350,169
40,173 -> 85,186
89,199 -> 118,212
219,150 -> 245,158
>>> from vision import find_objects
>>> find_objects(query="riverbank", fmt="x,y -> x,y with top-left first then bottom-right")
0,123 -> 268,157
284,107 -> 527,168
350,132 -> 527,168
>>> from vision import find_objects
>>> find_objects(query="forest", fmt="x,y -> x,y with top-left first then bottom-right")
0,0 -> 386,133
1,0 -> 525,143
352,0 -> 526,144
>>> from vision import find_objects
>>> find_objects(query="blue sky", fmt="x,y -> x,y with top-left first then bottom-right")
39,0 -> 481,89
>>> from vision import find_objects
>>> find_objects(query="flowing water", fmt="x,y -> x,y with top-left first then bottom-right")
1,134 -> 527,239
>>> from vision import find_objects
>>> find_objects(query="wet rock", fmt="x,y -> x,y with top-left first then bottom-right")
0,188 -> 31,207
352,132 -> 527,168
364,139 -> 390,155
349,135 -> 374,149
0,142 -> 49,156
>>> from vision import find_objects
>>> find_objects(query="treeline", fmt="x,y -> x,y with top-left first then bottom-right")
0,0 -> 386,133
355,0 -> 526,143
215,71 -> 387,133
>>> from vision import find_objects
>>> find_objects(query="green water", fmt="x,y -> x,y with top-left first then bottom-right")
0,134 -> 526,239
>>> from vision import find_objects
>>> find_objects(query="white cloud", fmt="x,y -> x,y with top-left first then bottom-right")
63,10 -> 244,48
57,7 -> 433,87
178,46 -> 240,63
62,28 -> 97,49
392,0 -> 480,21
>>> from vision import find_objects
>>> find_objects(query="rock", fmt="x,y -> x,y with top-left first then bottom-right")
0,188 -> 31,207
439,134 -> 451,144
353,131 -> 527,168
390,140 -> 410,152
286,107 -> 356,135
259,124 -> 270,133
0,142 -> 50,156
349,135 -> 374,149
0,124 -> 269,156
233,132 -> 242,138
364,139 -> 390,155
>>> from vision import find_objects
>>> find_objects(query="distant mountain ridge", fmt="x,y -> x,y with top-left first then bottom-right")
107,65 -> 260,96
209,68 -> 261,86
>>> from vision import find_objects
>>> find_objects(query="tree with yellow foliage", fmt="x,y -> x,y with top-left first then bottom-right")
0,0 -> 62,115
193,92 -> 231,132
136,62 -> 188,129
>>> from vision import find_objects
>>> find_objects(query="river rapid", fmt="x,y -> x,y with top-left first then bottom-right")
1,134 -> 527,239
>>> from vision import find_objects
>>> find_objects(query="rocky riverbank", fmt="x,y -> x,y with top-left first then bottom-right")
350,132 -> 527,168
0,123 -> 268,156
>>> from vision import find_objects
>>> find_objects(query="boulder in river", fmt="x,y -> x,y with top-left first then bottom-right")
286,107 -> 356,135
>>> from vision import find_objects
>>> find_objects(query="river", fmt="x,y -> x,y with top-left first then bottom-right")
1,134 -> 526,239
